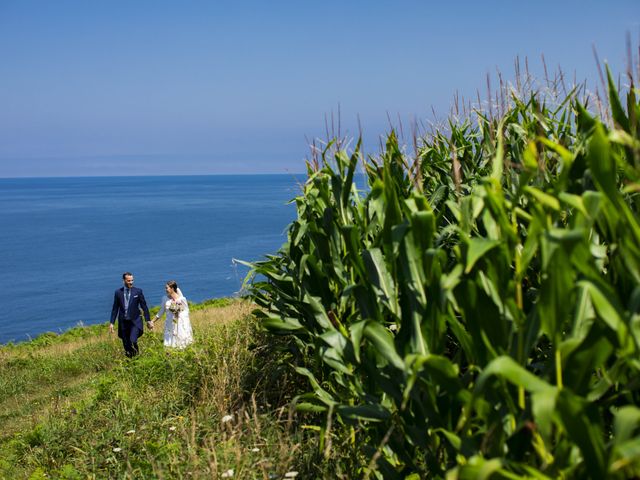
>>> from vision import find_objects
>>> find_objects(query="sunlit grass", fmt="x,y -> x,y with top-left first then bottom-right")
0,299 -> 320,479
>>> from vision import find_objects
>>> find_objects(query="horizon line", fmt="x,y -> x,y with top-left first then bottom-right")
0,172 -> 310,180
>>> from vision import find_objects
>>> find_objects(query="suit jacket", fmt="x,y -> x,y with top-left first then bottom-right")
110,286 -> 151,339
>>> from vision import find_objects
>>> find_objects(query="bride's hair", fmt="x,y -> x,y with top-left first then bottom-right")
166,280 -> 179,293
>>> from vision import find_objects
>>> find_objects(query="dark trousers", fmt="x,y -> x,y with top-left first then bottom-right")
120,320 -> 142,357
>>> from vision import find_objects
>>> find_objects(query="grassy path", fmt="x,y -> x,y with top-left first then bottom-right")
0,300 -> 316,479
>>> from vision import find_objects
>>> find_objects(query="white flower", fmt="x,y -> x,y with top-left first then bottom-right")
113,447 -> 122,453
221,469 -> 234,478
125,430 -> 135,435
221,414 -> 233,424
284,472 -> 299,478
250,447 -> 260,452
169,426 -> 177,431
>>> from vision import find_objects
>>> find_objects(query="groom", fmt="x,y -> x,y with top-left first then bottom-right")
109,272 -> 152,357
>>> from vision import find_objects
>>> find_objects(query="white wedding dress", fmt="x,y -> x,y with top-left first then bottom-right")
157,294 -> 194,349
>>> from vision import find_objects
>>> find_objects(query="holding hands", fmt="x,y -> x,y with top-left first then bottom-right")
108,279 -> 192,350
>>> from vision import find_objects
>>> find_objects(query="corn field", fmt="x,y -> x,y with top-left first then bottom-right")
246,67 -> 640,479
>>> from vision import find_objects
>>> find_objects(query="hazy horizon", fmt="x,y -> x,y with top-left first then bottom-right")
0,168 -> 308,179
0,1 -> 637,177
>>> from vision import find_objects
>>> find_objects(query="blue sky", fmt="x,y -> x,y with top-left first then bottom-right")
0,1 -> 637,177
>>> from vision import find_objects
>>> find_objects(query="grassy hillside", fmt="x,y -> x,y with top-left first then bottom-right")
0,299 -> 319,479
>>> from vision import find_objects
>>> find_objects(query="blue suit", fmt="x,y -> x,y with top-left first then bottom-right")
110,286 -> 151,357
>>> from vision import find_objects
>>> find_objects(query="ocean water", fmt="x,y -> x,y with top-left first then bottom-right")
0,175 -> 302,343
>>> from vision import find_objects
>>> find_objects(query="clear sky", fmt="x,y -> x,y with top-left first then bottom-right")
0,0 -> 637,177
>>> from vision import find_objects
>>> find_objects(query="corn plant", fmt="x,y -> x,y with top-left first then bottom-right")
246,68 -> 640,479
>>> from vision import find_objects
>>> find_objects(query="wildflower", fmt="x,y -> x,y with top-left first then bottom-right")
284,472 -> 299,478
250,447 -> 260,452
113,447 -> 122,453
125,430 -> 135,435
221,414 -> 233,424
221,469 -> 234,478
169,426 -> 177,431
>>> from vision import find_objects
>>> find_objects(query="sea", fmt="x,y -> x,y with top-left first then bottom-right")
0,175 -> 303,344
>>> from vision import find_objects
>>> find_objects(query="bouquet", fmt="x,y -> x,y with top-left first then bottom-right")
167,300 -> 184,323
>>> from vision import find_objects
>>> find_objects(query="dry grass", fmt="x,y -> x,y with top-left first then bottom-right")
0,330 -> 110,362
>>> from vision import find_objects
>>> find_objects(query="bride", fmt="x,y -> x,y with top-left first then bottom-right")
153,280 -> 194,349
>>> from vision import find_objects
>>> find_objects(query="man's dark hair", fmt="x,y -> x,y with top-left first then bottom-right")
122,272 -> 133,279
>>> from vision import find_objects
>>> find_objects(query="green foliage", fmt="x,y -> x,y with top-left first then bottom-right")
0,300 -> 315,479
247,69 -> 640,478
189,296 -> 235,311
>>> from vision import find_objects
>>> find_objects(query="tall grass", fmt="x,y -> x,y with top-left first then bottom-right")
247,65 -> 640,478
0,300 -> 320,479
